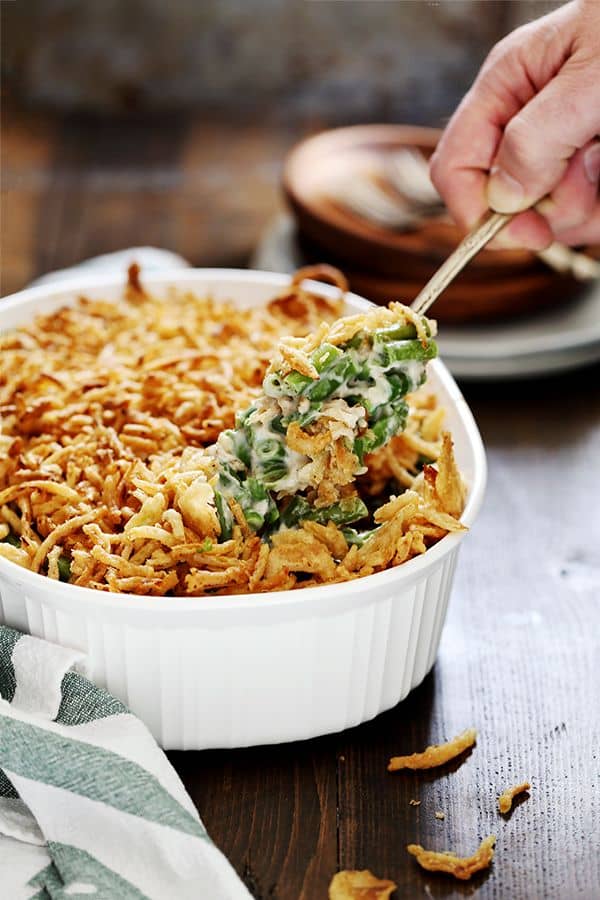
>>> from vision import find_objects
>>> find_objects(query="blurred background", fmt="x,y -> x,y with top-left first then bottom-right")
1,0 -> 564,295
2,1 -> 562,121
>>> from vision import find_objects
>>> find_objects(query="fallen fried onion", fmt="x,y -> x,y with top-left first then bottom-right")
388,728 -> 477,772
329,869 -> 397,899
407,835 -> 496,881
498,781 -> 531,814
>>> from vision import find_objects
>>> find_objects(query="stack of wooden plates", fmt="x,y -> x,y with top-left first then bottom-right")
283,124 -> 598,324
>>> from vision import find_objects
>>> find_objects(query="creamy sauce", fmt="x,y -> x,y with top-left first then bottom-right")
210,327 -> 434,531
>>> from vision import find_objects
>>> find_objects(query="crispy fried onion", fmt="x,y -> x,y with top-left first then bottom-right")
498,781 -> 530,814
388,729 -> 476,772
407,835 -> 496,881
329,869 -> 397,899
290,263 -> 349,296
269,300 -> 435,379
0,269 -> 463,595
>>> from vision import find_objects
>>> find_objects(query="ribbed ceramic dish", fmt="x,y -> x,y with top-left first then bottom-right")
0,270 -> 486,749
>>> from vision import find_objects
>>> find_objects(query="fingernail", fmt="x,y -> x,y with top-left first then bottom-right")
583,143 -> 600,185
487,166 -> 527,213
535,197 -> 555,218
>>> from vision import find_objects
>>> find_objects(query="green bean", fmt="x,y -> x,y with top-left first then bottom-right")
57,554 -> 71,583
217,465 -> 242,494
371,408 -> 407,447
311,342 -> 343,372
344,332 -> 365,350
373,322 -> 419,342
235,404 -> 256,428
260,463 -> 289,487
242,508 -> 264,531
2,531 -> 21,548
255,438 -> 286,462
214,491 -> 233,541
295,359 -> 355,404
270,415 -> 287,435
249,429 -> 290,490
282,495 -> 368,529
239,479 -> 279,529
211,307 -> 436,539
223,429 -> 251,468
248,478 -> 271,503
341,526 -> 375,547
280,496 -> 311,527
283,353 -> 361,404
416,453 -> 435,470
352,435 -> 369,464
355,383 -> 392,416
352,402 -> 408,460
284,371 -> 313,395
294,403 -> 322,429
387,372 -> 411,402
304,377 -> 340,403
378,339 -> 437,367
332,355 -> 362,380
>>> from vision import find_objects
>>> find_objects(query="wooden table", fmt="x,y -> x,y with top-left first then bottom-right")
3,108 -> 599,900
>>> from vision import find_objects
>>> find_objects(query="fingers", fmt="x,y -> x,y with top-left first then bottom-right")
429,82 -> 505,230
493,141 -> 600,250
429,74 -> 520,232
494,210 -> 554,251
487,60 -> 600,215
553,201 -> 600,247
430,4 -> 576,232
430,0 -> 600,252
537,141 -> 600,232
429,96 -> 501,232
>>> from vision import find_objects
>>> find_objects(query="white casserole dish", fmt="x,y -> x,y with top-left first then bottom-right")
0,270 -> 486,749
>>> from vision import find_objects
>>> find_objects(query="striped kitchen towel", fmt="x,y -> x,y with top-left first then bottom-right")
0,625 -> 252,900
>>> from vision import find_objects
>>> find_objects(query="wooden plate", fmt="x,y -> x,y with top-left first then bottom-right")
341,266 -> 588,323
283,124 -> 537,278
294,233 -> 591,323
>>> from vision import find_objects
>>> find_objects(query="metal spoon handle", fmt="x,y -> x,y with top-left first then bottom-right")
411,211 -> 513,316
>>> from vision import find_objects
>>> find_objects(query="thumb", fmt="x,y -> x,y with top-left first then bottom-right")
487,59 -> 600,214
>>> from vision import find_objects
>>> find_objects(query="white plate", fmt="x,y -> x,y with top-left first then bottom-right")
439,342 -> 600,380
437,278 -> 600,380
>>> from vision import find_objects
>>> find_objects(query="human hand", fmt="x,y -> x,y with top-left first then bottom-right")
429,0 -> 600,250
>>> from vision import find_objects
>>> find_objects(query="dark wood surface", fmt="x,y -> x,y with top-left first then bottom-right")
3,107 -> 599,900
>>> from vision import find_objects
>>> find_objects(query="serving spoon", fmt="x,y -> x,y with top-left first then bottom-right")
411,210 -> 600,316
411,210 -> 512,315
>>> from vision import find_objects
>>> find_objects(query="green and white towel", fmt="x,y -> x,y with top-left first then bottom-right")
0,625 -> 252,899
